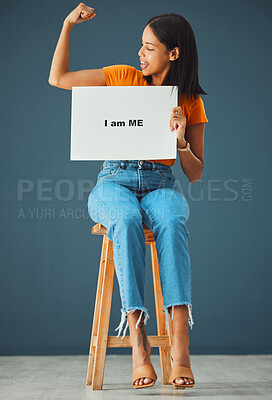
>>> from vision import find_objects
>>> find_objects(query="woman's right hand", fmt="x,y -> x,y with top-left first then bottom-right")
64,3 -> 96,26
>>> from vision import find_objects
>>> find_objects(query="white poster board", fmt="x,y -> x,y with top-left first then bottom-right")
70,86 -> 178,161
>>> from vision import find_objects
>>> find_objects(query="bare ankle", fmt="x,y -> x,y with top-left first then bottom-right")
128,311 -> 144,335
130,321 -> 148,345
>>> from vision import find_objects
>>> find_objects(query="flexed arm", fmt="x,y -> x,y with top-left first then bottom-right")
48,3 -> 106,90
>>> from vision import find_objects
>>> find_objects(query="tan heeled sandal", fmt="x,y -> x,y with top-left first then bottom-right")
132,363 -> 157,389
169,356 -> 195,389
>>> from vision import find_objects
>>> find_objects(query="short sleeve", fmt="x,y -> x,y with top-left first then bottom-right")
186,96 -> 208,127
103,64 -> 136,86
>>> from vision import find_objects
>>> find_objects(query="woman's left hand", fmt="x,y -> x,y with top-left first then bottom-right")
169,106 -> 187,146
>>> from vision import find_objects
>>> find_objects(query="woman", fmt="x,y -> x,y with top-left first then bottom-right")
48,3 -> 208,389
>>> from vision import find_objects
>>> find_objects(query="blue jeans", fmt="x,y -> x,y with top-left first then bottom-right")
87,160 -> 194,339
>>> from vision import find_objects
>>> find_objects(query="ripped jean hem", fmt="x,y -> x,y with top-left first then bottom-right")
163,303 -> 194,330
115,307 -> 150,339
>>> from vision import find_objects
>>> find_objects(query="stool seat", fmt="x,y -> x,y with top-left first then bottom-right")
92,222 -> 156,242
86,222 -> 173,390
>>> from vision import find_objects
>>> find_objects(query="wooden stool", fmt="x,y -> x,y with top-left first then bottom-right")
86,222 -> 173,390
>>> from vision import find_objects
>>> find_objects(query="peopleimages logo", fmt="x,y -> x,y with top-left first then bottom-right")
17,179 -> 94,202
16,177 -> 253,220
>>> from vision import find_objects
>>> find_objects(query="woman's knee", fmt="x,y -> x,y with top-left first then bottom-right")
87,191 -> 106,223
87,190 -> 142,227
141,188 -> 190,223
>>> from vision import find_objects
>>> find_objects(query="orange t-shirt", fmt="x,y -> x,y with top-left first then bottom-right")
103,64 -> 208,166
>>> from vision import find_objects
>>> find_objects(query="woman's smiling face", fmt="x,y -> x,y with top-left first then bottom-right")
138,24 -> 179,86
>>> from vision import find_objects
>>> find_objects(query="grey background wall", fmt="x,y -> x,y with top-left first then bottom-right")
0,0 -> 271,355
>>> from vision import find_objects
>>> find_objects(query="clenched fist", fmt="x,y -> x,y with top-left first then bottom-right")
64,3 -> 96,26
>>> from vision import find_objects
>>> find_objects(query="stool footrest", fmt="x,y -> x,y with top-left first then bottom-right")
92,335 -> 170,348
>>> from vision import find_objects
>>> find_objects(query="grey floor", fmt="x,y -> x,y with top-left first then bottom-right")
0,354 -> 271,400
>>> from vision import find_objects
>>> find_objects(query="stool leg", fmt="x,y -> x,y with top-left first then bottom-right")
91,236 -> 115,390
86,234 -> 114,390
150,242 -> 172,385
86,234 -> 108,386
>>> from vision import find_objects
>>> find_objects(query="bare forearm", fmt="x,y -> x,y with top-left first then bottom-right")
48,20 -> 74,84
177,139 -> 203,183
